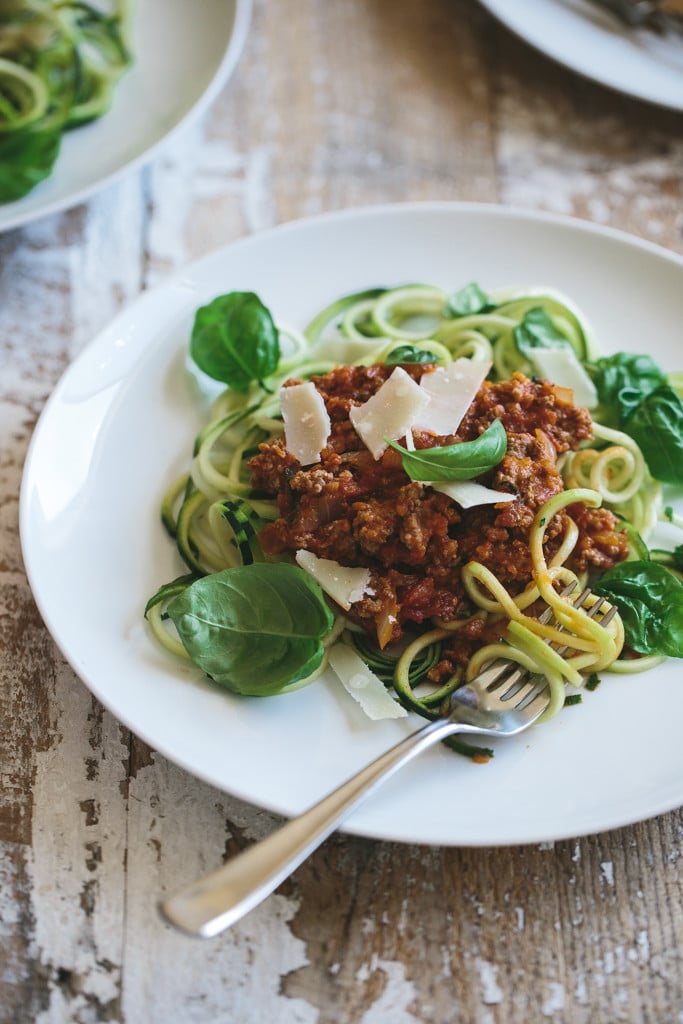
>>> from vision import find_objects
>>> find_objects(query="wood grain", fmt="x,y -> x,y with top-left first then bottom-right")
2,0 -> 683,1020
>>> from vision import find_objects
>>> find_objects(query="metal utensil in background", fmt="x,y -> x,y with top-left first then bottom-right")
588,0 -> 683,34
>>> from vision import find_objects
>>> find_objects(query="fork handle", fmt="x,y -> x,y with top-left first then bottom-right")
160,716 -> 460,937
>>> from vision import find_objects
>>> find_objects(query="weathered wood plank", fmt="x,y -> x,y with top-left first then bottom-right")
492,16 -> 683,252
0,182 -> 146,1021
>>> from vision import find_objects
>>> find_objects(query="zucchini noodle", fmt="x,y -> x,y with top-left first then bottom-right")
561,422 -> 660,539
0,1 -> 133,202
457,488 -> 624,718
148,281 -> 682,757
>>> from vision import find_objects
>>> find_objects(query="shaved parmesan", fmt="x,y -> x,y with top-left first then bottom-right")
328,643 -> 407,720
526,347 -> 598,409
295,549 -> 371,610
415,359 -> 491,435
432,479 -> 516,509
349,366 -> 430,459
281,381 -> 331,465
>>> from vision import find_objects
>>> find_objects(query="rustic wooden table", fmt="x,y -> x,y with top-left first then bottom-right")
3,1 -> 683,1021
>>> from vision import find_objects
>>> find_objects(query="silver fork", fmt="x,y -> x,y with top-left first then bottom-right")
160,586 -> 615,938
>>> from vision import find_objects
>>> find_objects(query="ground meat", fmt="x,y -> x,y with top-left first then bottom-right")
249,364 -> 629,645
566,503 -> 633,571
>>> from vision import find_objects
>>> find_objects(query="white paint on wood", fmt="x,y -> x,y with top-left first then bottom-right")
541,982 -> 566,1017
475,958 -> 503,1005
497,82 -> 683,256
601,862 -> 615,887
122,756 -> 317,1024
144,121 -> 276,289
28,662 -> 128,1022
67,177 -> 146,358
357,958 -> 422,1024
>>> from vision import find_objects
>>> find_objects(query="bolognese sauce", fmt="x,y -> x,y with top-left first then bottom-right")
249,365 -> 629,659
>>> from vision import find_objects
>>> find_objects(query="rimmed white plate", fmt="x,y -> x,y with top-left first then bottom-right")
20,203 -> 683,846
0,0 -> 251,233
479,0 -> 683,112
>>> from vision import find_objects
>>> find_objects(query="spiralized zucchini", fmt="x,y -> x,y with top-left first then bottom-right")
148,282 -> 683,755
0,0 -> 133,202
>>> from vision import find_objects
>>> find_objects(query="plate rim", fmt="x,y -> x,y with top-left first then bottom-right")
478,0 -> 683,112
0,0 -> 252,234
19,200 -> 683,846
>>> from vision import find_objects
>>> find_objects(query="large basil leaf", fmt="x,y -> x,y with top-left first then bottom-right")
167,563 -> 334,696
622,385 -> 683,485
190,291 -> 280,390
387,419 -> 507,481
593,560 -> 683,657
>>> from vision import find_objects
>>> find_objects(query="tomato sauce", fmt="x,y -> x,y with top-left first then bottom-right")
249,365 -> 629,651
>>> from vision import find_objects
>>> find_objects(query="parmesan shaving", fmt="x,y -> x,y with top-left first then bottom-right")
327,643 -> 408,720
295,549 -> 371,610
349,366 -> 430,459
526,347 -> 598,409
432,479 -> 516,509
414,359 -> 492,435
281,381 -> 331,464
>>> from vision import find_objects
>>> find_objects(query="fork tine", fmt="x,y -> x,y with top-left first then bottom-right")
484,581 -> 579,697
490,584 -> 616,703
516,684 -> 551,716
502,673 -> 548,707
553,588 -> 617,656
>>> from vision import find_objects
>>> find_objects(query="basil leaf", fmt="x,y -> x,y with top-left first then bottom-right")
650,545 -> 683,571
589,352 -> 667,428
593,560 -> 683,657
667,545 -> 683,571
584,355 -> 683,483
190,291 -> 280,390
387,419 -> 507,481
592,352 -> 666,408
625,385 -> 683,485
0,129 -> 62,202
444,282 -> 494,319
385,345 -> 435,366
513,307 -> 571,358
168,563 -> 334,696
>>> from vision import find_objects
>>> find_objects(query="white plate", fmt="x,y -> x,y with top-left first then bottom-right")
0,0 -> 251,233
20,203 -> 683,846
479,0 -> 683,111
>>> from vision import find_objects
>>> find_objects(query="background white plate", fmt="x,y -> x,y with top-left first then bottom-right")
0,0 -> 251,233
20,203 -> 683,846
479,0 -> 683,111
